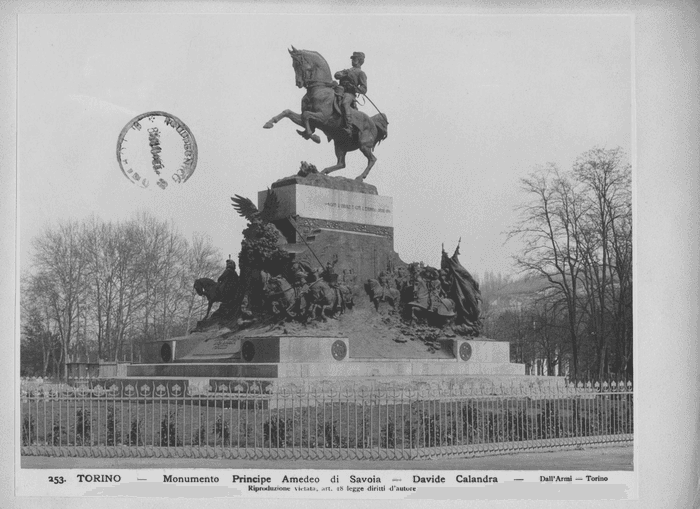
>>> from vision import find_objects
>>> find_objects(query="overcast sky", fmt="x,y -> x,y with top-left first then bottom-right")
18,13 -> 631,278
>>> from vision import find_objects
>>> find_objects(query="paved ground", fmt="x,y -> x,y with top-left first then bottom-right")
22,444 -> 633,470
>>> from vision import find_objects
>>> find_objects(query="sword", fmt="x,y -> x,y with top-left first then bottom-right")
361,93 -> 385,118
287,215 -> 326,269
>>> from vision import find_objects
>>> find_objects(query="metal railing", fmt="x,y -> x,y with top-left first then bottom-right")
20,378 -> 633,459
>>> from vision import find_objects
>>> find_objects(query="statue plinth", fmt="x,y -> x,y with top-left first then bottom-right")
260,174 -> 403,282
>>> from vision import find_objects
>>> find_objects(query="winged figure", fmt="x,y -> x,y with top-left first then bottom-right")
231,188 -> 280,223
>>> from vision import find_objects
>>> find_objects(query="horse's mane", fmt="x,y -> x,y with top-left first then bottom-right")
296,49 -> 332,81
303,50 -> 329,65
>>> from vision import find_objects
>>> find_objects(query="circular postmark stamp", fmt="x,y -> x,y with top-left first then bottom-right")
116,111 -> 198,190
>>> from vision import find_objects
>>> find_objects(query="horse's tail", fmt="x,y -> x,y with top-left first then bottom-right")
371,113 -> 388,148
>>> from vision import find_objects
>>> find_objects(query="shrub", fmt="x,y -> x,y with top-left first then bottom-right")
48,419 -> 64,446
75,409 -> 91,446
318,420 -> 347,448
213,414 -> 231,446
127,416 -> 143,446
380,419 -> 397,449
22,415 -> 36,446
159,412 -> 181,447
191,424 -> 207,446
106,406 -> 120,446
264,415 -> 290,448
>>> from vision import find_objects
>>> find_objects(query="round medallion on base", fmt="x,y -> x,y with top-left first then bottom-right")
242,341 -> 256,362
331,340 -> 347,361
459,342 -> 472,362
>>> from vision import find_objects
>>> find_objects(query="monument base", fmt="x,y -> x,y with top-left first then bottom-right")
127,359 -> 526,379
129,336 -> 529,381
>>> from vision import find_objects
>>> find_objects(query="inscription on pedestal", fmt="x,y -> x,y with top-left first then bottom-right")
259,185 -> 393,227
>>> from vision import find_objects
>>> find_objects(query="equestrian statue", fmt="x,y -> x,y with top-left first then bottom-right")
263,48 -> 388,182
194,259 -> 239,319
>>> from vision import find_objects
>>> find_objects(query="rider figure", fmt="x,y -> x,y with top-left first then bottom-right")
423,267 -> 443,311
334,52 -> 367,137
290,260 -> 314,313
395,266 -> 408,292
438,269 -> 451,297
377,270 -> 394,301
320,259 -> 343,311
217,259 -> 239,302
320,259 -> 338,285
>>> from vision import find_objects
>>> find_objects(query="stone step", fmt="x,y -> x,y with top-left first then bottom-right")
126,359 -> 526,379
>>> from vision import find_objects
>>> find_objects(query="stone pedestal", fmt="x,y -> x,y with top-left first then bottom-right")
259,174 -> 404,282
452,339 -> 511,363
129,335 -> 525,379
240,336 -> 349,363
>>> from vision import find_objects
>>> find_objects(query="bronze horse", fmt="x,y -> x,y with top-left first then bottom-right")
365,279 -> 401,312
193,278 -> 222,320
262,275 -> 301,318
263,47 -> 388,181
307,280 -> 354,321
263,273 -> 352,322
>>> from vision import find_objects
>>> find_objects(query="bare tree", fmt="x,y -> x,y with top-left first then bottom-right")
574,147 -> 632,377
22,212 -> 224,373
30,221 -> 89,380
508,165 -> 589,378
508,148 -> 633,379
20,274 -> 61,377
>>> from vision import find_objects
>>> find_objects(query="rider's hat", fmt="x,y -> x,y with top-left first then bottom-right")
351,52 -> 365,60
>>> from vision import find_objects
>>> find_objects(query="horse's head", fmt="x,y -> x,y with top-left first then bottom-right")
193,279 -> 206,297
412,275 -> 428,299
263,275 -> 285,296
288,46 -> 332,88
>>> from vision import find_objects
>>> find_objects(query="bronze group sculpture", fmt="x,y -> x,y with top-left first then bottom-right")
193,278 -> 223,320
191,50 -> 482,340
365,275 -> 401,312
263,47 -> 388,181
193,259 -> 240,319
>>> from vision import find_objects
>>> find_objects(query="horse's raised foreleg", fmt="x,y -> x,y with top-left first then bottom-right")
300,111 -> 326,144
263,109 -> 319,142
322,142 -> 348,175
263,109 -> 301,129
204,299 -> 213,320
356,145 -> 377,181
263,109 -> 324,144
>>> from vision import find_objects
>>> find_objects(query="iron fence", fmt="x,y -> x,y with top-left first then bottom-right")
20,378 -> 633,459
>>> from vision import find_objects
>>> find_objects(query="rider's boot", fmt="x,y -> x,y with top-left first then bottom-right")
342,109 -> 353,137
